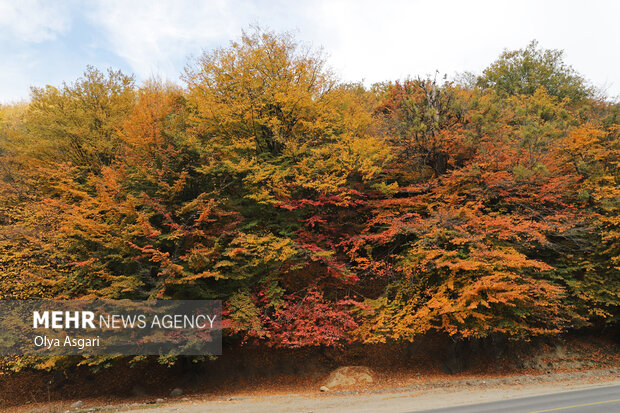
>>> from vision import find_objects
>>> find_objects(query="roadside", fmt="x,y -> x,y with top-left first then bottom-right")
2,336 -> 618,412
128,376 -> 620,413
6,368 -> 619,413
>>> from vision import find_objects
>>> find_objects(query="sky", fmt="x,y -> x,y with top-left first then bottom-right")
1,0 -> 619,103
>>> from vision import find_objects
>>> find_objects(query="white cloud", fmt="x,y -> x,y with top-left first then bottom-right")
303,0 -> 620,96
1,0 -> 619,101
0,0 -> 70,42
87,0 -> 249,80
69,0 -> 620,97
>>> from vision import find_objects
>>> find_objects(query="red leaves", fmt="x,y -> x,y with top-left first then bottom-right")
261,289 -> 358,348
66,258 -> 97,268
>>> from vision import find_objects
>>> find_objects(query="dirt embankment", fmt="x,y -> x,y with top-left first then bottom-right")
130,370 -> 620,413
1,334 -> 618,412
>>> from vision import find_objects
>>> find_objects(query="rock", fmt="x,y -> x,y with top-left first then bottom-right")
181,397 -> 189,401
170,387 -> 183,397
320,386 -> 329,392
155,398 -> 165,403
70,400 -> 83,409
324,366 -> 375,389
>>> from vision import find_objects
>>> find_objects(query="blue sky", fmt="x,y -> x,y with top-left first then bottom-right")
1,0 -> 619,103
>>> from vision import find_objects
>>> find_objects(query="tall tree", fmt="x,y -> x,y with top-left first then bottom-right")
26,66 -> 135,176
477,40 -> 592,102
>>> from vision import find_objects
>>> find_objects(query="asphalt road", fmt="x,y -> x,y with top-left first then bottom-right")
418,384 -> 620,413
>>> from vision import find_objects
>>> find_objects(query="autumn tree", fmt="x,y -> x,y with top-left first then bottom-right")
0,33 -> 617,361
9,30 -> 388,346
181,29 -> 389,343
477,40 -> 592,102
373,76 -> 472,180
25,66 -> 135,176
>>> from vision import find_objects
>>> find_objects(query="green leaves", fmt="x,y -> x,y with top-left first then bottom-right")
478,40 -> 592,102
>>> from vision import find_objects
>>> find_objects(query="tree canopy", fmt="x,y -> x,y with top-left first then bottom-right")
477,40 -> 592,102
0,31 -> 618,366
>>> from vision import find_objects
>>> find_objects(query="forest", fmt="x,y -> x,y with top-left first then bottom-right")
0,29 -> 618,371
